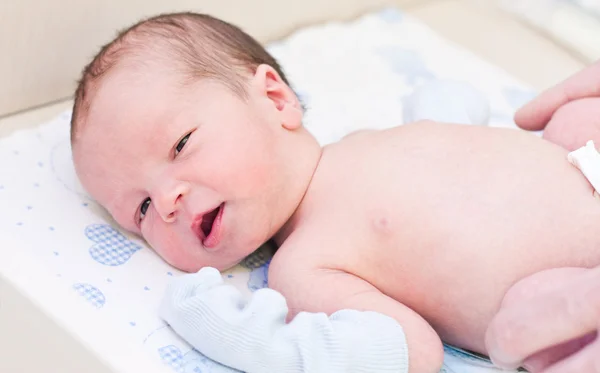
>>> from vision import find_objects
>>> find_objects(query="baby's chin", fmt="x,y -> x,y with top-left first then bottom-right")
161,247 -> 251,273
163,254 -> 229,273
158,222 -> 276,273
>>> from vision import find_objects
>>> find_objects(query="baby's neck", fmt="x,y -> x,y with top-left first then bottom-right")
273,143 -> 324,247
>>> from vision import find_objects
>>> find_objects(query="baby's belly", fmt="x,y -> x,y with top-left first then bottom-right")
368,189 -> 600,353
368,201 -> 600,353
343,130 -> 600,353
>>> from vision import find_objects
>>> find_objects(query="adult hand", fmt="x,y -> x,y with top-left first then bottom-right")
485,267 -> 600,372
515,60 -> 600,132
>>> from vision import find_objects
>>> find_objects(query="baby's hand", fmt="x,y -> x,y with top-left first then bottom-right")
159,267 -> 289,356
159,268 -> 410,373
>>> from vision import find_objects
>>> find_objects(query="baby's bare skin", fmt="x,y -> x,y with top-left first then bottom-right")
74,61 -> 600,372
269,121 -> 600,363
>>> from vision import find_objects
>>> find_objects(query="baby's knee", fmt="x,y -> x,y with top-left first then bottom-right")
502,267 -> 590,308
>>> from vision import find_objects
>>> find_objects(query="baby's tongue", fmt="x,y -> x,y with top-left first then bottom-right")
201,207 -> 220,236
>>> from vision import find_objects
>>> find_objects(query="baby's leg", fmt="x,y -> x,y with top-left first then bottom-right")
501,267 -> 589,307
500,268 -> 595,372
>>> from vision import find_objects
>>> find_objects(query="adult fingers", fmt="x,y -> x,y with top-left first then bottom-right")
515,61 -> 600,131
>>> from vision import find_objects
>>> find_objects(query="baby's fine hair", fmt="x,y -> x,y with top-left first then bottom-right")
71,12 -> 291,141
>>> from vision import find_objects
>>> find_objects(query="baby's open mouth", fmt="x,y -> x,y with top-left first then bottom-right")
192,203 -> 225,250
200,205 -> 221,237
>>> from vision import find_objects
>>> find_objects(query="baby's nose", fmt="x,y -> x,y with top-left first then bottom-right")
154,184 -> 188,223
156,195 -> 180,223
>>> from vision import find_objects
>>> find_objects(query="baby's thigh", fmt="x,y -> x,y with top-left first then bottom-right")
501,267 -> 590,308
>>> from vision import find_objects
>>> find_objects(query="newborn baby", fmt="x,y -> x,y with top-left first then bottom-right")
71,13 -> 600,373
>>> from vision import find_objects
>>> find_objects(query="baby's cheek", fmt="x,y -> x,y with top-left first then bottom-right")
155,242 -> 197,273
144,222 -> 190,271
221,154 -> 274,197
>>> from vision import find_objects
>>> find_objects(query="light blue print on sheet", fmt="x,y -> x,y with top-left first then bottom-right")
439,366 -> 455,373
72,283 -> 106,309
240,241 -> 276,270
85,224 -> 142,266
377,7 -> 404,23
377,47 -> 435,85
503,87 -> 537,110
247,260 -> 270,292
160,345 -> 184,372
159,345 -> 240,373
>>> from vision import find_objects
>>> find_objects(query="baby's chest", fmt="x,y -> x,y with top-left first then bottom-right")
301,192 -> 426,274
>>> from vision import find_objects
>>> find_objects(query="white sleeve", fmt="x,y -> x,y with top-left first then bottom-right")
159,267 -> 409,373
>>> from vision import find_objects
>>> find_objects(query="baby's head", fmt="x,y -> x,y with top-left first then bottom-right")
71,13 -> 321,272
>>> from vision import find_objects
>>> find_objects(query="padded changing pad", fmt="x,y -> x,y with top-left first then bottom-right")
0,8 -> 535,373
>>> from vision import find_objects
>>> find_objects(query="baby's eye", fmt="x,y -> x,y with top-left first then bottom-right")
139,198 -> 151,222
175,133 -> 191,156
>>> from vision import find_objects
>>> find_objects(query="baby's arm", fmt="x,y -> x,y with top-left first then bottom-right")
159,267 -> 412,373
272,267 -> 445,373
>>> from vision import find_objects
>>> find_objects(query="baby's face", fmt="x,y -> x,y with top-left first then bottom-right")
73,64 -> 305,271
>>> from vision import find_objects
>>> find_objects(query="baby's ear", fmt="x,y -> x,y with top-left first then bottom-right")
253,64 -> 302,130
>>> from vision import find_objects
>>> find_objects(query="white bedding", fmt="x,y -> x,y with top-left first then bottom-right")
0,8 -> 534,373
500,0 -> 600,62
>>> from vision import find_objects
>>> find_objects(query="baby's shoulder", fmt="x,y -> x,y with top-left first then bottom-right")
267,242 -> 362,316
266,236 -> 330,293
342,129 -> 377,140
268,243 -> 312,285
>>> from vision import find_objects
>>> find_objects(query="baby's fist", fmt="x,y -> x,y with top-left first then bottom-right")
159,267 -> 224,322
